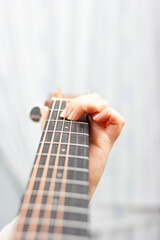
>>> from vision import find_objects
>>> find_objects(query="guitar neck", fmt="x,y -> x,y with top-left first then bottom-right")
13,98 -> 90,240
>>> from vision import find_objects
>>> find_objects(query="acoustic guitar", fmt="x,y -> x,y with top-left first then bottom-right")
12,95 -> 90,240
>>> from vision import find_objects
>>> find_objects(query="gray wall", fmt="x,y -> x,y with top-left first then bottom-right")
0,0 -> 160,239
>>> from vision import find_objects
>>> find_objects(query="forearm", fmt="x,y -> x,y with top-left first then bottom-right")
0,217 -> 18,240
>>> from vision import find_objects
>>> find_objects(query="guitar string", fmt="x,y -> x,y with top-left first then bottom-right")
25,99 -> 63,238
75,114 -> 89,237
53,102 -> 72,238
14,101 -> 89,239
39,99 -> 67,235
53,114 -> 89,238
13,101 -> 56,240
22,99 -> 70,238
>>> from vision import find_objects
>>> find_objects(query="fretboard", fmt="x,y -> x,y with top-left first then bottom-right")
13,98 -> 90,240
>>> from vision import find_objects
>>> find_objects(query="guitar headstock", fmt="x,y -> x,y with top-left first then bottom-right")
44,89 -> 76,108
30,90 -> 76,122
44,89 -> 63,108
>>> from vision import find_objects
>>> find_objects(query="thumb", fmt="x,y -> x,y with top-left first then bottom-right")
40,106 -> 49,132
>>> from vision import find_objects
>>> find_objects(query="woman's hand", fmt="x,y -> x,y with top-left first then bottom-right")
41,93 -> 125,200
0,93 -> 125,240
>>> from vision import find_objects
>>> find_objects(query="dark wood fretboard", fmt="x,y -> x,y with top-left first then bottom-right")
13,98 -> 90,240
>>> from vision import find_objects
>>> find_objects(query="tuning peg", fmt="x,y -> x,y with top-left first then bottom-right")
30,106 -> 41,122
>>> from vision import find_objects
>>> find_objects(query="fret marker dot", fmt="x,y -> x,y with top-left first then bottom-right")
65,126 -> 68,129
57,173 -> 62,178
62,149 -> 65,152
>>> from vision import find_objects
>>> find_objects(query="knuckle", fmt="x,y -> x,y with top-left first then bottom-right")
65,102 -> 71,110
68,99 -> 76,107
71,100 -> 82,110
77,102 -> 84,110
74,99 -> 81,107
120,117 -> 126,127
102,100 -> 109,108
91,93 -> 101,99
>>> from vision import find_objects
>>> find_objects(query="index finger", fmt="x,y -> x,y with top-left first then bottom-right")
60,93 -> 109,121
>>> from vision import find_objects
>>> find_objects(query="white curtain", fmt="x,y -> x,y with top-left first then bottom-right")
0,0 -> 160,239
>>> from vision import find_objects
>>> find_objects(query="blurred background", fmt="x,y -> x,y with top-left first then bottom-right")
0,0 -> 160,239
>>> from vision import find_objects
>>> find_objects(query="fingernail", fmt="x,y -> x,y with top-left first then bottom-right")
68,111 -> 74,120
93,113 -> 100,120
60,108 -> 67,118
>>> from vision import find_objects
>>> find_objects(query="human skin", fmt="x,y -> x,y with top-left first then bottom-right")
0,93 -> 125,239
41,93 -> 126,201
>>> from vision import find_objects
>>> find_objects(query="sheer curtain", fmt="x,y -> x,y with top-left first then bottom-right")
0,0 -> 160,239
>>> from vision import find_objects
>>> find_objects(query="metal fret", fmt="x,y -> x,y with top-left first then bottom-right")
40,141 -> 89,147
33,165 -> 89,173
18,218 -> 89,229
14,232 -> 89,240
22,204 -> 88,214
43,130 -> 89,136
13,98 -> 90,240
37,153 -> 89,160
30,177 -> 89,186
46,119 -> 88,125
26,190 -> 89,200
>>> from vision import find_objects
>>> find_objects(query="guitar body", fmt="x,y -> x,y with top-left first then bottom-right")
13,97 -> 90,240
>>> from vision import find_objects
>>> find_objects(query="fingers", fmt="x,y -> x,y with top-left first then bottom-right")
40,93 -> 125,145
60,93 -> 109,120
40,106 -> 49,131
93,107 -> 126,127
93,106 -> 126,144
59,93 -> 125,145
